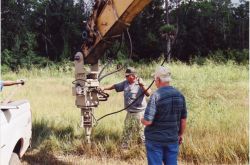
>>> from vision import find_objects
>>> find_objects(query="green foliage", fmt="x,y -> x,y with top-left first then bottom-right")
159,24 -> 175,34
232,49 -> 249,65
172,0 -> 249,61
1,0 -> 249,69
0,65 -> 11,74
208,49 -> 249,65
1,49 -> 15,67
189,49 -> 249,65
191,55 -> 207,65
129,0 -> 164,59
116,51 -> 128,65
1,0 -> 82,70
209,50 -> 228,63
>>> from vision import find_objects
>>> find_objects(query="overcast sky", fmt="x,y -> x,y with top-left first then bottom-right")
231,0 -> 240,3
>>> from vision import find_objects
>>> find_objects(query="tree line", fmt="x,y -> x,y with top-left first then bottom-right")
1,0 -> 249,71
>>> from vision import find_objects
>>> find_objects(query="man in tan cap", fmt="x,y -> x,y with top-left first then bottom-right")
102,67 -> 151,149
141,66 -> 187,165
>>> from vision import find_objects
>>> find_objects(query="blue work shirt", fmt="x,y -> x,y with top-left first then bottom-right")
144,86 -> 187,145
114,80 -> 147,112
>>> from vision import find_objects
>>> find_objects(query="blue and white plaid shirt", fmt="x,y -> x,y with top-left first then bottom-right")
144,86 -> 187,145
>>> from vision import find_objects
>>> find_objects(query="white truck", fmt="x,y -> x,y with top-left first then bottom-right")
0,100 -> 32,165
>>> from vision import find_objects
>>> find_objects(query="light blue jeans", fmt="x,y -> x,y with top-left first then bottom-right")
146,141 -> 179,165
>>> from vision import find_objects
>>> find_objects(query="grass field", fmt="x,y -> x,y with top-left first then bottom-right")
1,61 -> 249,164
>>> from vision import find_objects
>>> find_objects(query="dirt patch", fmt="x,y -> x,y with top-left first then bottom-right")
21,150 -> 146,165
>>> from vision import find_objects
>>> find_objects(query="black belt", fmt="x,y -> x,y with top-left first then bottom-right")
128,111 -> 141,113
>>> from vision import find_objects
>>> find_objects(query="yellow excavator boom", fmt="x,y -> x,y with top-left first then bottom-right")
82,0 -> 152,64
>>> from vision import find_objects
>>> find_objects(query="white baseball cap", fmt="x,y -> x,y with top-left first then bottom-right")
152,66 -> 172,82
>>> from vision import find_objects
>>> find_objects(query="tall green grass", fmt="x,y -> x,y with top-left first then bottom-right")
1,61 -> 248,164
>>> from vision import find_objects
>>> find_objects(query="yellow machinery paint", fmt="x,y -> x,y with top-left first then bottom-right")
83,0 -> 151,64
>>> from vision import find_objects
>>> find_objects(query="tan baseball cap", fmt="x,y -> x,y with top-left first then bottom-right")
125,67 -> 136,76
152,66 -> 172,82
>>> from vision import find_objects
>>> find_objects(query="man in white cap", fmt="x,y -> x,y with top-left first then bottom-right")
141,66 -> 187,165
102,67 -> 151,149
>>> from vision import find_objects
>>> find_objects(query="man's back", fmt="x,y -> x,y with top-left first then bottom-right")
144,86 -> 187,145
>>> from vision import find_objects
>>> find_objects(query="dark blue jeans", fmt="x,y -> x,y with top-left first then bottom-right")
146,141 -> 179,165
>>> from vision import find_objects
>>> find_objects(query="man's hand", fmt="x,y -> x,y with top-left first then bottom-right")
137,77 -> 151,97
141,118 -> 152,126
17,80 -> 25,85
178,136 -> 183,145
138,77 -> 145,87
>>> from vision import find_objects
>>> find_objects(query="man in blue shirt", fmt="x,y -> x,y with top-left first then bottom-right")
0,80 -> 24,91
102,67 -> 151,149
141,66 -> 187,165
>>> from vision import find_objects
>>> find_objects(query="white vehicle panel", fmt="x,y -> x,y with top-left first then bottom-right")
0,100 -> 31,165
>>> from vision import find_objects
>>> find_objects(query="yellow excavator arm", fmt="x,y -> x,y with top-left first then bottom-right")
82,0 -> 152,64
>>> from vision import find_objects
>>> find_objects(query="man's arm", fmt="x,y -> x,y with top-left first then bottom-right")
178,118 -> 187,144
102,81 -> 125,92
102,84 -> 115,91
3,80 -> 24,86
139,84 -> 151,97
178,95 -> 187,144
138,78 -> 151,96
141,93 -> 157,126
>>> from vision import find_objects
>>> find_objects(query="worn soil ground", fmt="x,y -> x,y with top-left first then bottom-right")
21,150 -> 191,165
